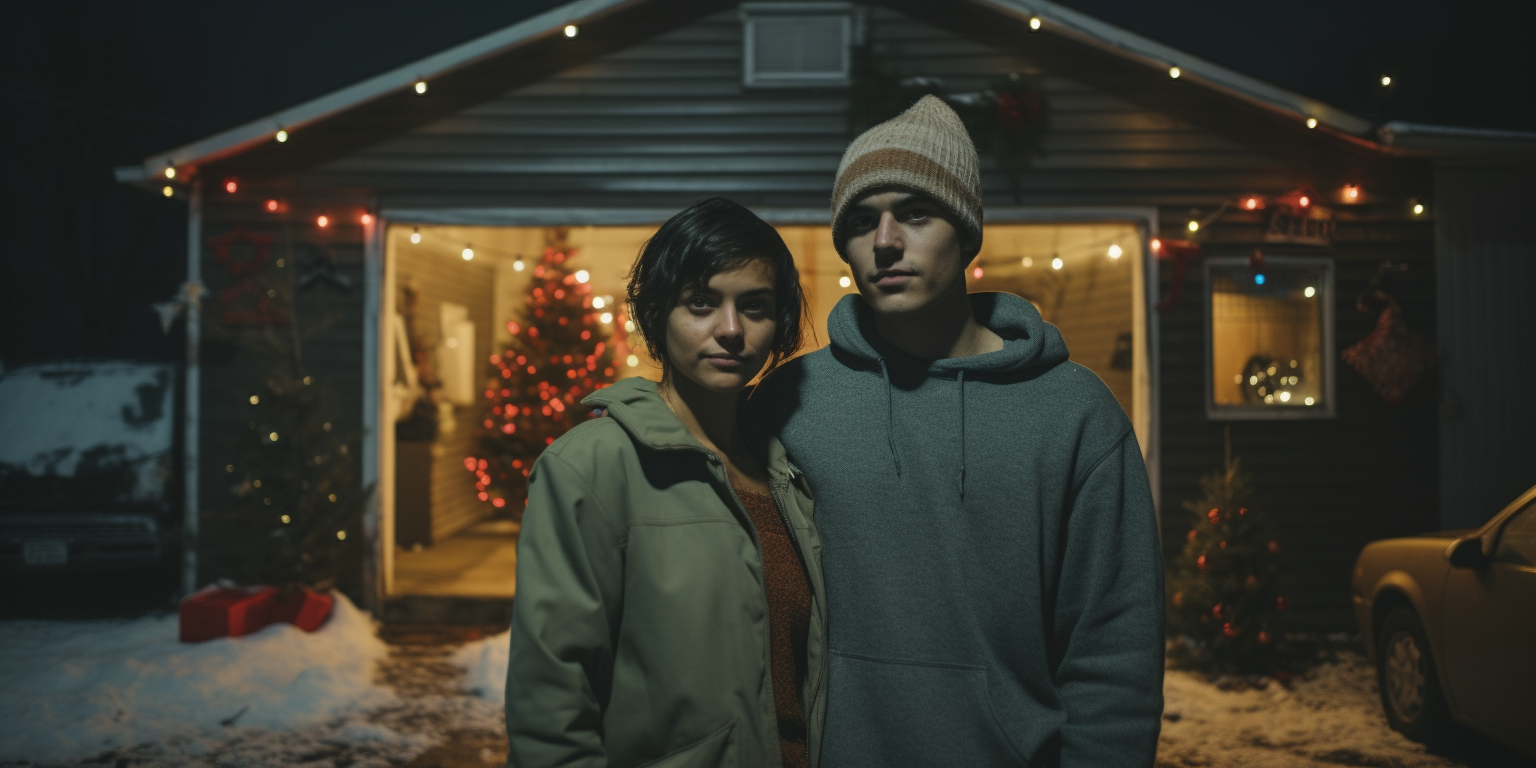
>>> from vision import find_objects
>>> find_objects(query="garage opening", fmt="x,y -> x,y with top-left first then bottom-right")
379,220 -> 1146,600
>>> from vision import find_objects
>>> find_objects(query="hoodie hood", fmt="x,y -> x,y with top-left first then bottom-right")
826,291 -> 1069,376
824,291 -> 1070,497
582,377 -> 702,453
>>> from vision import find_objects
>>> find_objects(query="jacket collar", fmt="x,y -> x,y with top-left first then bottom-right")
582,377 -> 798,482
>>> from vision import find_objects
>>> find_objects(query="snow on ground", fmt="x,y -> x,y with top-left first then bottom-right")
451,630 -> 509,705
0,593 -> 395,764
1,611 -> 1489,768
1159,654 -> 1460,768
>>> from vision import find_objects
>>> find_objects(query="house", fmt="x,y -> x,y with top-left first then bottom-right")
116,0 -> 1536,629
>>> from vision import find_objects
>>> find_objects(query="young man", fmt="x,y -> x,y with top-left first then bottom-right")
754,95 -> 1164,767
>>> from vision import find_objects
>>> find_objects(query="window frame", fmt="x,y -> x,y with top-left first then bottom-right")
740,2 -> 855,89
1203,254 -> 1336,421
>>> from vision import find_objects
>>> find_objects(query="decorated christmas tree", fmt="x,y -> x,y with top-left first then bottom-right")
470,234 -> 624,516
1166,428 -> 1290,674
212,234 -> 365,592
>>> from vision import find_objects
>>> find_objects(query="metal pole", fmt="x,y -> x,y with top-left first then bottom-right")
182,179 -> 202,597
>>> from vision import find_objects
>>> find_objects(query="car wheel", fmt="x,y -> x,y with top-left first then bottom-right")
1376,606 -> 1451,743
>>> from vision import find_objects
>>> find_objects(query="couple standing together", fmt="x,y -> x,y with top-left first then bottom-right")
504,97 -> 1164,767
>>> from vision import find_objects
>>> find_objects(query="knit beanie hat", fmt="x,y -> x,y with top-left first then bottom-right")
831,94 -> 983,260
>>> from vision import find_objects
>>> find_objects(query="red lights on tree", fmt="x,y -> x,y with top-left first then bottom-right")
470,235 -> 630,516
361,213 -> 374,225
265,200 -> 280,212
1166,430 -> 1290,674
316,215 -> 330,228
225,179 -> 239,194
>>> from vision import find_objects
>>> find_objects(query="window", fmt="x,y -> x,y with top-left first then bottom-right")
741,3 -> 853,88
1204,256 -> 1334,419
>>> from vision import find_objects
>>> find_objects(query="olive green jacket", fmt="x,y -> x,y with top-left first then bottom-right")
505,377 -> 827,768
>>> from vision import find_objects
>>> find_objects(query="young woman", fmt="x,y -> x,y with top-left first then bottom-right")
504,197 -> 825,768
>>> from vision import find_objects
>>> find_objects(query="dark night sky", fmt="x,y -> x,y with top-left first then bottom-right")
1,0 -> 1529,362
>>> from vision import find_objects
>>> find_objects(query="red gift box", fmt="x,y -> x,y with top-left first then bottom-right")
179,587 -> 278,642
273,588 -> 335,632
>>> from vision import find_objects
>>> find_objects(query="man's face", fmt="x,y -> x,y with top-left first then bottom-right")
842,190 -> 968,317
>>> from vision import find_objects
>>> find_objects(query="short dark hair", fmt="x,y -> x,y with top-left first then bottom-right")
627,196 -> 806,380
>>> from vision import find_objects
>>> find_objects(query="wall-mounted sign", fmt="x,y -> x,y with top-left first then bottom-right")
1265,206 -> 1335,246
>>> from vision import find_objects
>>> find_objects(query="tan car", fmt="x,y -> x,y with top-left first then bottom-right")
1352,483 -> 1536,757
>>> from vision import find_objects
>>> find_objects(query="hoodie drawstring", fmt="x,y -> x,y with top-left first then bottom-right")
878,359 -> 902,477
957,370 -> 967,500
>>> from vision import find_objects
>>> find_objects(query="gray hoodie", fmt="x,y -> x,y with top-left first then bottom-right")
752,291 -> 1163,768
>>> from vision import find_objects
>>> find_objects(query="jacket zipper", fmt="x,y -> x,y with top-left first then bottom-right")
769,474 -> 827,768
708,452 -> 784,768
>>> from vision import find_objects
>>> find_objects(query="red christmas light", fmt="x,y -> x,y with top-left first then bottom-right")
265,200 -> 279,212
317,215 -> 330,228
224,179 -> 238,194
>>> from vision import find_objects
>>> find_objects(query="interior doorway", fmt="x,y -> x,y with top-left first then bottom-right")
377,220 -> 1147,600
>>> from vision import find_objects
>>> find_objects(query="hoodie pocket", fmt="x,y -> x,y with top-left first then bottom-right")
823,652 -> 1027,768
636,720 -> 736,768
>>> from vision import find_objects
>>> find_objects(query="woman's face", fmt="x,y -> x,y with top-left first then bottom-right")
664,258 -> 778,393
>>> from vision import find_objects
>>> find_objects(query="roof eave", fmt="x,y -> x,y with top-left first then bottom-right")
977,0 -> 1375,137
129,0 -> 645,178
1378,121 -> 1536,157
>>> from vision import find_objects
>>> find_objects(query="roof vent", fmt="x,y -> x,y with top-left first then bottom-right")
741,3 -> 854,88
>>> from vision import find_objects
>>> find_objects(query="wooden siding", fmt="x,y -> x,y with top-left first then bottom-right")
392,244 -> 499,541
1434,165 -> 1536,528
307,6 -> 1304,212
193,2 -> 1443,627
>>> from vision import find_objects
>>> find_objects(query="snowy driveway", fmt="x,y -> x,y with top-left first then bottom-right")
0,603 -> 1518,768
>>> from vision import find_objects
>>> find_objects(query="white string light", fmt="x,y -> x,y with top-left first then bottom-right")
1306,117 -> 1318,129
462,246 -> 475,261
414,81 -> 427,95
275,129 -> 289,143
1168,66 -> 1181,79
1029,16 -> 1042,30
564,24 -> 578,37
410,227 -> 421,244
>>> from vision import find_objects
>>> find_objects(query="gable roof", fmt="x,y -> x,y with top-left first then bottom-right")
116,0 -> 1535,184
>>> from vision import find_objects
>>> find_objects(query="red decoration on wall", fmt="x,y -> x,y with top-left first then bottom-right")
207,227 -> 288,325
1154,238 -> 1202,312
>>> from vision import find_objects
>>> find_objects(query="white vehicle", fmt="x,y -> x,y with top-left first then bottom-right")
0,361 -> 176,571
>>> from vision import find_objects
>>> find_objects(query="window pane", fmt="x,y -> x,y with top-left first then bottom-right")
1209,260 -> 1328,410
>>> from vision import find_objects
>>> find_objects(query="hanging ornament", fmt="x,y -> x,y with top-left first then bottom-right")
150,281 -> 207,334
